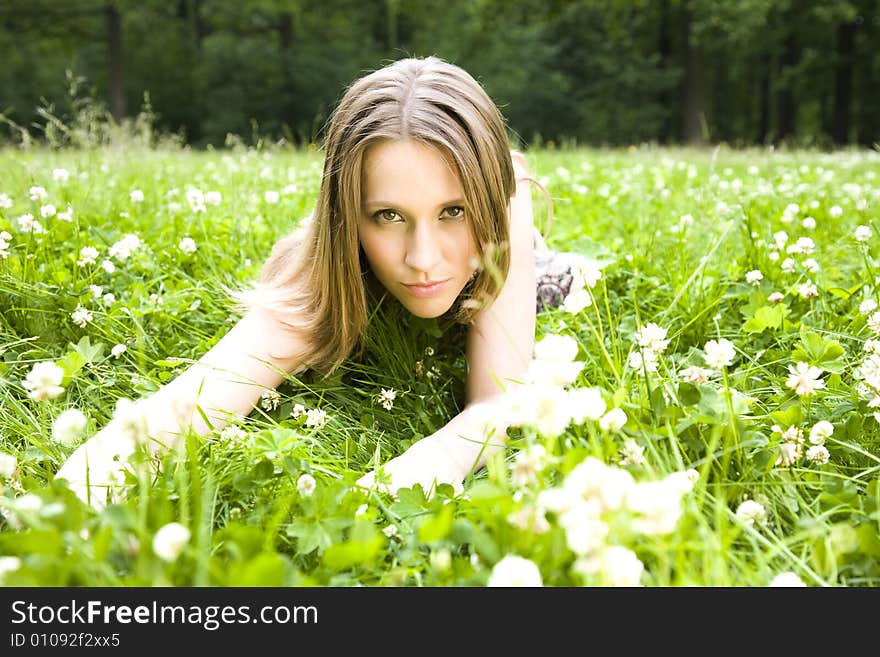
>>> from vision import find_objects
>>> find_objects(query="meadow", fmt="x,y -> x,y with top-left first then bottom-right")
1,130 -> 879,586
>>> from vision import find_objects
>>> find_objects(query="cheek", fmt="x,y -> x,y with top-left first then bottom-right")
359,229 -> 398,271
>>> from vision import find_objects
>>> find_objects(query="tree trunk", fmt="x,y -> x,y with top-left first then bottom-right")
777,32 -> 797,141
831,20 -> 857,144
106,4 -> 125,122
681,2 -> 706,145
656,0 -> 673,143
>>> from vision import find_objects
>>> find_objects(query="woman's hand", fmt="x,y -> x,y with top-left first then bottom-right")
54,397 -> 193,510
356,433 -> 471,498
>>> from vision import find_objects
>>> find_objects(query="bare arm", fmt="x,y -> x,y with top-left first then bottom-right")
55,306 -> 310,506
438,150 -> 537,468
357,152 -> 538,495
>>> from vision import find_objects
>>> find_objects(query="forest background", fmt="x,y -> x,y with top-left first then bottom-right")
1,0 -> 878,150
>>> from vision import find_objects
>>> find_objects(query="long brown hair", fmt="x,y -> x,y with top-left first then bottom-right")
234,56 -> 516,375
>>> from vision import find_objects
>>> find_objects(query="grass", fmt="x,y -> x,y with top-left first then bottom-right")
1,128 -> 879,586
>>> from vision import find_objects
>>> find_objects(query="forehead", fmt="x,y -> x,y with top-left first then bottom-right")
362,139 -> 463,204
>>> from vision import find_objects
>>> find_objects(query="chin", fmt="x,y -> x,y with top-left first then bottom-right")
401,297 -> 456,319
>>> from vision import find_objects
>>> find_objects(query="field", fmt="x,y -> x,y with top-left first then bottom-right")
1,139 -> 879,587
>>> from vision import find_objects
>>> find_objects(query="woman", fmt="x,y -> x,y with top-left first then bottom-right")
56,55 -> 554,508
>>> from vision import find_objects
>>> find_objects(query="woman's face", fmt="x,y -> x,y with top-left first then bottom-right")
358,139 -> 479,318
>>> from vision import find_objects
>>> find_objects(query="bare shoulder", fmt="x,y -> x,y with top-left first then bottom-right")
231,306 -> 313,375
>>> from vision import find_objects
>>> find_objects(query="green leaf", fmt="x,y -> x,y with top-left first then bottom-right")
321,521 -> 384,570
71,335 -> 104,363
286,517 -> 349,555
417,502 -> 454,543
770,403 -> 803,429
228,552 -> 287,586
742,304 -> 790,333
791,331 -> 846,373
56,351 -> 86,381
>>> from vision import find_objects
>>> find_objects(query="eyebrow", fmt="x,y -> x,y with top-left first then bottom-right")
364,198 -> 466,209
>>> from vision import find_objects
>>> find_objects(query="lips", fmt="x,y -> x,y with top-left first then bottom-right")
402,279 -> 450,298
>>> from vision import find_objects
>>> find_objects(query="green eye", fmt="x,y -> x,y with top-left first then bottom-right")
373,210 -> 402,223
442,206 -> 465,220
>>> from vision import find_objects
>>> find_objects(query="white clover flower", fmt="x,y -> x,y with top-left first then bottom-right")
51,408 -> 88,447
794,237 -> 815,254
785,362 -> 825,396
860,299 -> 878,315
296,473 -> 316,497
111,344 -> 127,358
130,189 -> 145,203
745,270 -> 763,285
510,444 -> 548,487
219,424 -> 247,444
108,234 -> 141,261
529,335 -> 585,386
619,438 -> 646,467
635,322 -> 670,354
77,246 -> 99,266
487,554 -> 543,587
89,284 -> 103,298
305,408 -> 327,429
0,231 -> 12,259
574,546 -> 644,587
101,259 -> 116,273
0,556 -> 22,582
563,514 -> 608,555
102,293 -> 115,306
40,203 -> 56,218
773,231 -> 788,250
802,216 -> 816,230
735,499 -> 766,526
22,361 -> 65,401
780,257 -> 796,273
186,189 -> 206,213
628,349 -> 658,373
769,571 -> 806,587
57,205 -> 73,222
382,524 -> 399,538
599,408 -> 627,432
28,185 -> 48,201
567,387 -> 606,424
703,338 -> 736,368
0,452 -> 17,478
534,333 -> 579,363
809,420 -> 834,445
855,225 -> 872,242
152,522 -> 190,562
527,384 -> 573,438
178,237 -> 197,255
562,287 -> 591,314
378,388 -> 397,410
71,305 -> 93,328
681,365 -> 713,383
802,258 -> 819,273
264,190 -> 280,204
0,193 -> 12,208
829,205 -> 843,218
17,213 -> 43,233
290,403 -> 306,419
797,282 -> 819,298
767,291 -> 784,303
260,389 -> 280,411
806,445 -> 830,464
53,168 -> 70,183
775,440 -> 803,467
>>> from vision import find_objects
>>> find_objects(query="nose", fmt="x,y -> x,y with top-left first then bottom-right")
404,222 -> 442,274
